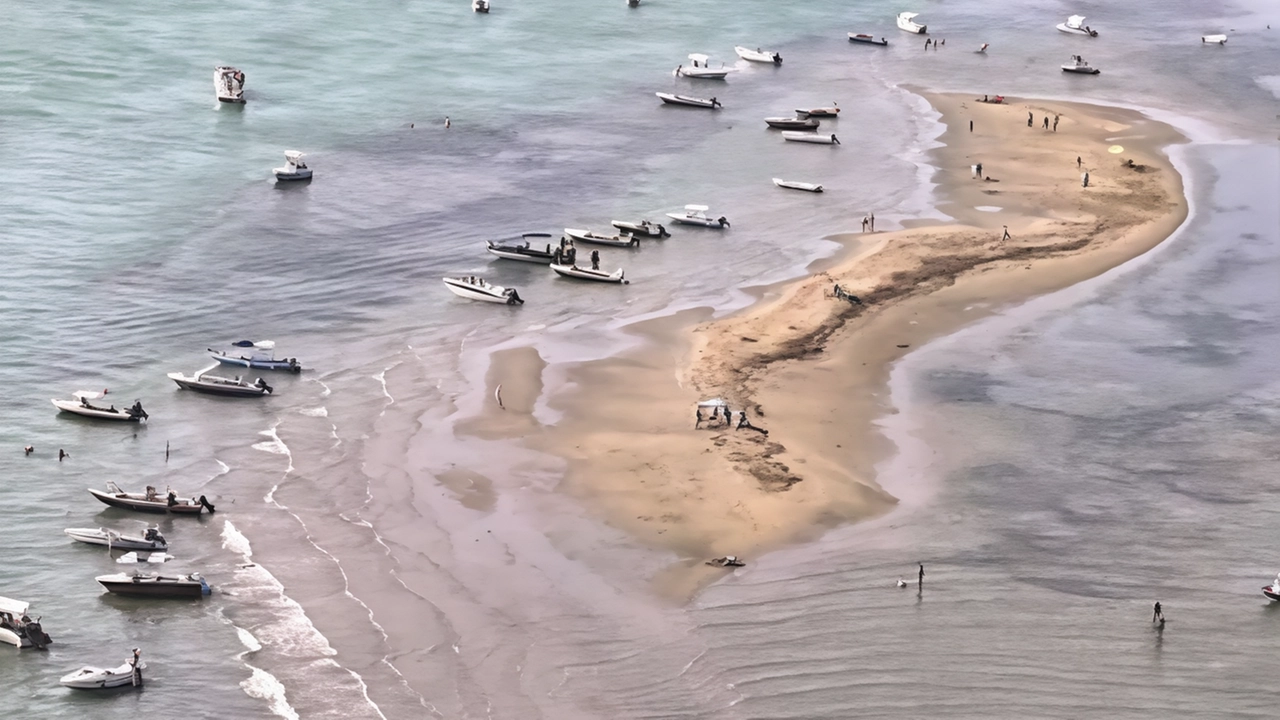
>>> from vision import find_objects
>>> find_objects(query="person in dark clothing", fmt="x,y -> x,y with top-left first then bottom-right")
591,250 -> 600,270
918,563 -> 925,589
1043,116 -> 1049,129
695,408 -> 704,428
1028,111 -> 1033,127
1153,602 -> 1163,622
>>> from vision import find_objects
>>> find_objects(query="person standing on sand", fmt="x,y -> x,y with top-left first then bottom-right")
1002,225 -> 1011,241
695,408 -> 703,428
969,119 -> 973,132
1077,156 -> 1082,169
1053,115 -> 1060,132
1043,116 -> 1050,129
1028,111 -> 1034,127
1082,171 -> 1090,188
976,163 -> 983,179
861,217 -> 868,232
870,212 -> 875,231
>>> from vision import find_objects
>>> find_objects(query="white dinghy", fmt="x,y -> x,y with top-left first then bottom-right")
665,205 -> 729,228
61,649 -> 144,690
773,178 -> 824,193
612,219 -> 669,238
656,92 -> 722,109
52,391 -> 147,422
472,0 -> 490,12
0,597 -> 52,649
564,228 -> 641,248
214,66 -> 245,104
674,54 -> 733,79
782,131 -> 840,145
734,46 -> 782,64
65,527 -> 168,551
550,263 -> 629,284
272,151 -> 312,181
1061,55 -> 1100,74
796,105 -> 840,117
1056,15 -> 1098,36
1202,34 -> 1227,44
897,12 -> 927,34
442,276 -> 525,304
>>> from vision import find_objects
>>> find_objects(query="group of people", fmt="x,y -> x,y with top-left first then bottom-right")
695,404 -> 767,435
860,212 -> 876,232
1027,111 -> 1061,131
551,237 -> 601,270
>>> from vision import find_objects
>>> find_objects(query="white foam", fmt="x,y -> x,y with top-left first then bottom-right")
298,406 -> 328,418
975,205 -> 1002,212
252,421 -> 295,473
241,666 -> 300,720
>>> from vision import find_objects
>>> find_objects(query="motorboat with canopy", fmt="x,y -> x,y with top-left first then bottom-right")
60,650 -> 144,689
550,263 -> 629,284
272,151 -> 312,181
665,205 -> 729,228
734,46 -> 782,64
88,482 -> 216,515
674,54 -> 733,79
52,391 -> 147,422
1056,15 -> 1098,36
168,364 -> 272,397
1061,55 -> 1100,74
612,220 -> 669,238
848,33 -> 889,46
96,572 -> 211,599
0,597 -> 51,649
655,92 -> 721,109
782,132 -> 840,144
486,232 -> 557,263
65,526 -> 168,551
897,12 -> 927,34
765,117 -> 820,130
214,66 -> 246,104
773,178 -> 824,193
564,228 -> 641,247
210,340 -> 302,372
472,0 -> 490,12
442,276 -> 525,304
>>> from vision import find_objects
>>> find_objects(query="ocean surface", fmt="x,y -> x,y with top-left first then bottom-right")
1,0 -> 1277,717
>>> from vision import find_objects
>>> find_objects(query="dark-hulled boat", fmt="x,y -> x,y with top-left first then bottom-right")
486,233 -> 557,264
96,572 -> 210,599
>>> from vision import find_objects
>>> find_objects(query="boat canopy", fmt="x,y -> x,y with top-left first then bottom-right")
697,398 -> 728,408
71,390 -> 106,400
284,151 -> 304,162
899,12 -> 918,19
0,596 -> 30,617
1067,15 -> 1086,27
231,340 -> 275,350
684,204 -> 709,212
687,53 -> 709,64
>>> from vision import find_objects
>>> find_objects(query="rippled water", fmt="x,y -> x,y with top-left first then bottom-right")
1,0 -> 1277,717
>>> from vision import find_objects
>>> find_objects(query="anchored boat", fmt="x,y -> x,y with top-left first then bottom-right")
61,650 -> 144,690
168,364 -> 272,397
656,92 -> 721,109
1057,15 -> 1098,36
848,33 -> 889,46
564,228 -> 641,247
87,482 -> 216,515
65,526 -> 168,551
611,220 -> 669,238
52,391 -> 147,422
550,263 -> 629,284
734,46 -> 782,64
272,151 -> 312,181
1061,55 -> 1100,74
674,54 -> 733,79
765,116 -> 820,130
214,66 -> 245,104
897,12 -> 927,34
96,572 -> 211,599
773,178 -> 824,193
486,233 -> 557,263
442,276 -> 524,304
665,205 -> 729,228
0,597 -> 51,649
210,340 -> 301,373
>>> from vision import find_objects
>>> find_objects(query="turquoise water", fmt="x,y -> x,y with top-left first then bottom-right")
1,0 -> 1278,717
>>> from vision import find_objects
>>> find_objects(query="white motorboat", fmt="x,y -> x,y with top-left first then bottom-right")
442,276 -> 525,304
52,391 -> 147,422
1056,15 -> 1098,36
0,597 -> 51,649
65,527 -> 168,551
1061,55 -> 1100,74
472,0 -> 489,12
1262,573 -> 1280,601
486,232 -> 557,263
564,228 -> 641,247
673,54 -> 733,79
765,116 -> 819,130
210,340 -> 302,373
272,151 -> 312,181
773,178 -> 824,193
796,105 -> 840,117
782,131 -> 840,145
214,66 -> 245,104
168,364 -> 272,397
1202,34 -> 1227,44
656,92 -> 721,109
897,12 -> 927,34
848,33 -> 889,46
665,205 -> 729,228
734,46 -> 782,64
550,263 -> 629,284
116,551 -> 175,565
61,650 -> 144,689
612,220 -> 669,238
87,482 -> 215,515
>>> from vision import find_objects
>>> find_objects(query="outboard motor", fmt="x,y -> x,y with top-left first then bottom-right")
658,224 -> 669,238
254,378 -> 273,394
506,289 -> 524,305
25,618 -> 48,650
718,217 -> 730,228
199,495 -> 216,513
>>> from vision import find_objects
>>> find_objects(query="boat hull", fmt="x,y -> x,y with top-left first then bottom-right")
655,92 -> 720,109
549,263 -> 628,284
487,246 -> 554,263
1264,586 -> 1280,601
97,574 -> 210,599
51,400 -> 143,422
88,488 -> 211,515
611,221 -> 668,238
443,279 -> 520,304
61,662 -> 143,689
665,214 -> 725,228
773,178 -> 824,193
897,17 -> 926,34
1061,66 -> 1100,74
848,34 -> 889,46
674,68 -> 729,79
564,228 -> 640,247
782,132 -> 840,145
211,354 -> 301,372
273,170 -> 313,181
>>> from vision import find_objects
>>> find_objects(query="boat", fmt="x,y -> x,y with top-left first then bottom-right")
550,263 -> 628,284
1061,55 -> 1100,74
796,105 -> 840,117
897,12 -> 927,34
0,597 -> 51,649
64,526 -> 168,551
168,364 -> 272,397
734,46 -> 782,64
472,0 -> 489,12
272,151 -> 312,181
611,220 -> 669,238
773,178 -> 824,193
848,33 -> 889,46
673,54 -> 732,79
210,340 -> 302,373
1202,34 -> 1228,44
564,228 -> 641,247
116,551 -> 175,565
628,0 -> 640,6
706,556 -> 745,568
665,205 -> 729,228
1056,15 -> 1098,36
442,276 -> 524,304
88,482 -> 216,515
61,650 -> 144,689
1263,573 -> 1280,601
486,233 -> 557,263
97,572 -> 211,599
214,66 -> 245,104
782,132 -> 840,145
51,391 -> 147,422
765,117 -> 820,130
656,92 -> 721,109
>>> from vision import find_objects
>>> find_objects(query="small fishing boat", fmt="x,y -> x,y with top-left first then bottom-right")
848,33 -> 889,46
656,92 -> 721,109
168,365 -> 272,397
116,551 -> 175,564
0,597 -> 51,649
550,263 -> 629,284
61,650 -> 143,689
1202,34 -> 1227,44
897,12 -> 927,34
97,572 -> 211,599
472,0 -> 489,12
782,132 -> 840,145
87,482 -> 216,515
1263,573 -> 1280,601
210,340 -> 302,373
765,116 -> 820,130
52,391 -> 147,422
1061,55 -> 1100,74
442,276 -> 524,304
665,205 -> 729,228
564,228 -> 641,247
734,46 -> 782,64
706,556 -> 745,568
673,54 -> 732,79
214,66 -> 245,104
796,105 -> 840,117
1056,15 -> 1098,36
65,527 -> 168,551
486,233 -> 557,263
612,220 -> 669,238
272,151 -> 312,181
773,178 -> 824,193
628,0 -> 640,6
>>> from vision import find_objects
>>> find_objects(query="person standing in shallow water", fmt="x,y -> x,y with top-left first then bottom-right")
1153,602 -> 1164,622
918,563 -> 925,589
